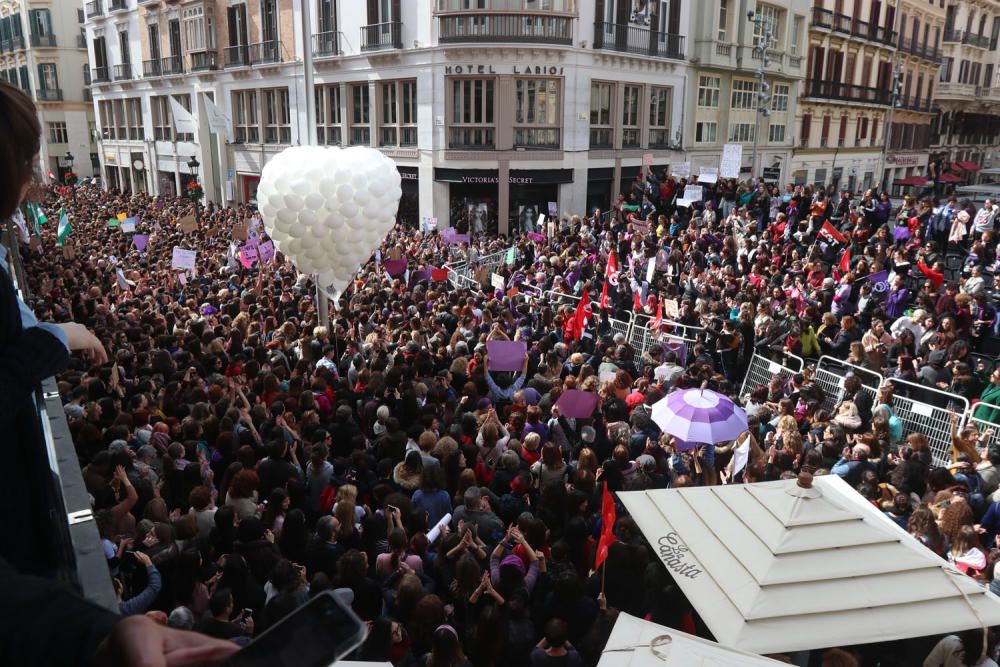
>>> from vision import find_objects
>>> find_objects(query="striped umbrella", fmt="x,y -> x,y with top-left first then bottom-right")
651,388 -> 747,445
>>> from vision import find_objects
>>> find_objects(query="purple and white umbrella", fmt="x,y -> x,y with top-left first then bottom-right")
651,388 -> 747,445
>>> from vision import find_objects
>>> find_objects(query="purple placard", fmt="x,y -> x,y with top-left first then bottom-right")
663,338 -> 688,366
486,340 -> 527,372
258,240 -> 275,263
528,232 -> 546,242
384,259 -> 408,276
553,389 -> 600,419
133,234 -> 149,253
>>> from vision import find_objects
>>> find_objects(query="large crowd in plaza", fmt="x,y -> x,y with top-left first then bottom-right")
7,80 -> 1000,666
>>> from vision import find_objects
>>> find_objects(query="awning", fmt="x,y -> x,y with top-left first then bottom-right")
954,160 -> 981,172
939,172 -> 966,183
598,613 -> 786,667
893,176 -> 929,186
619,474 -> 1000,654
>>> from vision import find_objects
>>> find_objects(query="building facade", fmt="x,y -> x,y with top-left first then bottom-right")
792,0 -> 917,193
684,0 -> 809,187
86,0 -> 700,234
2,0 -> 95,180
930,0 -> 1000,176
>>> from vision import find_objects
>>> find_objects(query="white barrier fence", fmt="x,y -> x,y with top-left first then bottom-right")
885,377 -> 969,467
740,352 -> 804,402
813,356 -> 883,414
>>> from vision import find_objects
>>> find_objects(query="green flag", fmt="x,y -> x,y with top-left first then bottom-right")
107,217 -> 120,228
57,208 -> 71,246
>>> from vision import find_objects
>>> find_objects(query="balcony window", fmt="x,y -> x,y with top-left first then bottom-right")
515,78 -> 560,149
753,4 -> 781,47
173,95 -> 194,141
697,75 -> 720,108
589,82 -> 612,149
350,84 -> 370,145
126,99 -> 143,140
316,84 -> 342,146
233,90 -> 259,144
183,5 -> 215,53
449,78 -> 494,148
151,96 -> 172,140
99,100 -> 115,139
695,121 -> 717,143
263,88 -> 291,144
48,121 -> 68,144
768,123 -> 785,143
37,62 -> 58,92
379,80 -> 417,147
728,122 -> 755,142
718,0 -> 728,41
648,86 -> 671,147
770,83 -> 789,111
113,99 -> 126,141
731,79 -> 758,111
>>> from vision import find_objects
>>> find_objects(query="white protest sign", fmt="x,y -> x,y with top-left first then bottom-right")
121,219 -> 136,234
671,162 -> 690,178
698,166 -> 719,184
683,185 -> 703,202
642,152 -> 654,167
646,257 -> 656,284
171,247 -> 197,271
720,143 -> 743,179
491,273 -> 506,291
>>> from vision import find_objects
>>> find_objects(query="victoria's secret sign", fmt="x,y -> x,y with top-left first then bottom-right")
444,64 -> 565,75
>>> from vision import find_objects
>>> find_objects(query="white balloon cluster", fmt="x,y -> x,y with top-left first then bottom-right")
255,145 -> 403,297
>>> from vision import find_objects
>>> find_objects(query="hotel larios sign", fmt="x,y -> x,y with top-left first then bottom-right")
444,64 -> 566,75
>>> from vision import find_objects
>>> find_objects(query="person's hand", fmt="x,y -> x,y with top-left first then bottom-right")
56,322 -> 109,364
398,560 -> 413,575
241,615 -> 255,636
597,592 -> 607,611
264,529 -> 275,544
134,550 -> 153,568
113,465 -> 128,483
94,614 -> 240,667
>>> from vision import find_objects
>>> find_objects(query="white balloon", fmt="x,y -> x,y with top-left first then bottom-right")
334,168 -> 351,184
284,193 -> 305,212
318,177 -> 338,195
339,202 -> 359,219
276,208 -> 298,226
304,192 -> 325,211
298,209 -> 318,227
291,177 -> 310,197
335,183 -> 354,204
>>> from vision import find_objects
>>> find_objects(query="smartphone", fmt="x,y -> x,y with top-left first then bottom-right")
223,591 -> 366,667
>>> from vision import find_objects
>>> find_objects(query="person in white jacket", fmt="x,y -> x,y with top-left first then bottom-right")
924,629 -> 998,667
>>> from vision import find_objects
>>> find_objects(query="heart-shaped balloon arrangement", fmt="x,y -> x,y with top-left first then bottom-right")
255,145 -> 402,299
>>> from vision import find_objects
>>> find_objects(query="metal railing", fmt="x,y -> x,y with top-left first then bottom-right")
312,31 -> 343,57
90,66 -> 109,83
109,0 -> 127,10
248,40 -> 281,64
811,356 -> 883,414
1,221 -> 117,611
810,7 -> 896,45
189,50 -> 218,71
361,21 -> 402,51
85,0 -> 102,18
438,13 -> 573,45
593,21 -> 684,59
943,28 -> 962,42
35,88 -> 63,102
963,31 -> 990,48
160,54 -> 183,75
897,36 -> 941,62
804,80 -> 892,105
883,377 -> 969,466
224,44 -> 249,67
899,96 -> 933,113
142,58 -> 161,77
740,352 -> 804,401
112,63 -> 132,80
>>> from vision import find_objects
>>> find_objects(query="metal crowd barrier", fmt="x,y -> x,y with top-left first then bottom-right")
883,377 -> 969,467
813,356 -> 883,414
968,401 -> 1000,457
740,351 -> 803,401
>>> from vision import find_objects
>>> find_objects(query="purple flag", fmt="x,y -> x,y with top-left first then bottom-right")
528,232 -> 546,242
865,270 -> 890,293
133,234 -> 149,253
554,390 -> 600,419
409,267 -> 433,285
662,338 -> 688,366
258,240 -> 275,263
486,341 -> 527,372
384,259 -> 408,276
893,225 -> 912,240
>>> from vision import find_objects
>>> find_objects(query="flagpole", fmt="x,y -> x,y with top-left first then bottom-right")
600,560 -> 606,597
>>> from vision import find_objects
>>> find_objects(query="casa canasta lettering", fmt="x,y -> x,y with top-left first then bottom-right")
658,533 -> 702,579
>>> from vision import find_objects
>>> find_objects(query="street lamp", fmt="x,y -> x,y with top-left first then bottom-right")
64,151 -> 76,199
875,63 -> 905,193
188,155 -> 200,222
748,12 -> 773,184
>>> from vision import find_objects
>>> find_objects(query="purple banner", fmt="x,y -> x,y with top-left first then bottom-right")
528,232 -> 546,242
486,340 -> 527,372
133,234 -> 149,253
554,389 -> 600,419
384,259 -> 408,276
258,240 -> 275,263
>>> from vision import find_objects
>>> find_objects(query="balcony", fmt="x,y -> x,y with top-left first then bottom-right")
312,31 -> 343,57
589,128 -> 612,149
804,80 -> 891,106
190,50 -> 218,71
963,31 -> 991,49
897,36 -> 941,62
715,43 -> 731,56
224,44 -> 249,67
30,33 -> 57,47
248,40 -> 280,64
361,21 -> 402,51
9,35 -> 24,50
935,81 -> 976,99
811,7 -> 895,47
593,21 -> 684,60
77,34 -> 87,49
438,14 -> 573,45
112,63 -> 133,80
91,66 -> 109,83
448,127 -> 495,150
108,0 -> 127,11
142,58 -> 161,77
899,96 -> 932,113
160,54 -> 183,75
943,29 -> 961,43
35,88 -> 62,101
85,0 -> 102,18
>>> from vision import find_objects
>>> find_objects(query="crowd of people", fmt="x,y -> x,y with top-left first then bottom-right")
6,78 -> 1000,666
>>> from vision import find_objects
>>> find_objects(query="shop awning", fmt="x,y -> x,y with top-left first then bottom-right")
619,474 -> 1000,654
893,176 -> 929,186
939,172 -> 966,183
954,160 -> 981,172
598,613 -> 787,667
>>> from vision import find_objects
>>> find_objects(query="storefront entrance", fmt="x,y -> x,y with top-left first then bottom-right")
447,183 -> 499,236
509,184 -> 557,234
398,167 -> 419,230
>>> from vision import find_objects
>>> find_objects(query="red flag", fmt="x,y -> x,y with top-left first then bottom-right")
652,298 -> 663,330
819,220 -> 847,244
633,289 -> 642,312
572,290 -> 592,341
600,280 -> 610,310
595,484 -> 616,570
605,251 -> 620,287
431,268 -> 449,282
837,248 -> 851,275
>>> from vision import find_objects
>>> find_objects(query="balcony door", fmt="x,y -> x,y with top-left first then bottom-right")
168,19 -> 181,57
148,23 -> 160,62
261,0 -> 277,43
227,4 -> 248,47
318,0 -> 337,34
119,29 -> 130,65
93,36 -> 107,71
